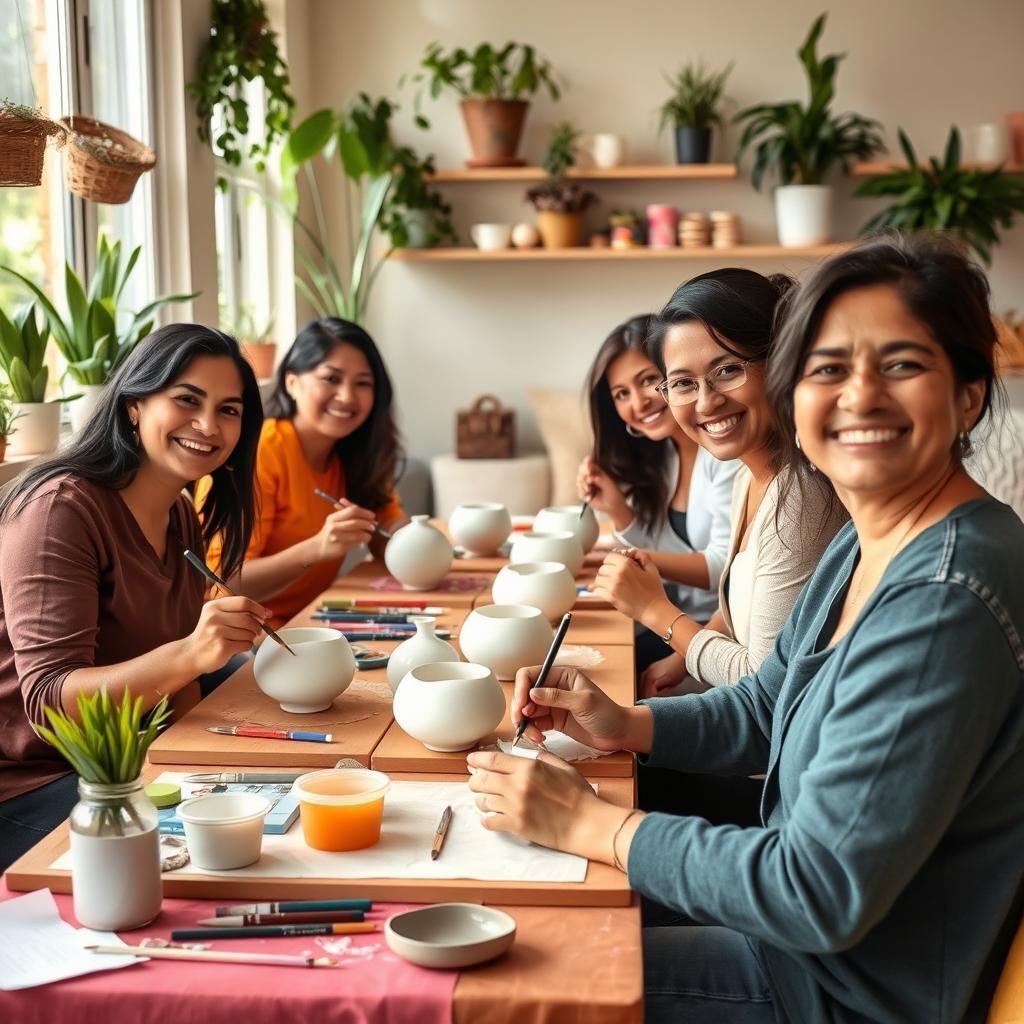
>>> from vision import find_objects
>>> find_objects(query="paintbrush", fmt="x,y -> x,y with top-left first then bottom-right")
86,944 -> 339,968
183,549 -> 296,656
512,612 -> 572,748
313,488 -> 392,539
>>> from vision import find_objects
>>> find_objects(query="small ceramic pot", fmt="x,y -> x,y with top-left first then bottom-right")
253,626 -> 355,713
384,515 -> 454,590
386,616 -> 460,695
176,793 -> 270,870
492,561 -> 576,623
459,604 -> 554,681
533,504 -> 600,554
509,530 -> 584,577
385,903 -> 517,968
393,661 -> 506,750
449,502 -> 512,555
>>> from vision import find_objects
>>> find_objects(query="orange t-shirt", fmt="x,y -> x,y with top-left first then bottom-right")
198,418 -> 404,628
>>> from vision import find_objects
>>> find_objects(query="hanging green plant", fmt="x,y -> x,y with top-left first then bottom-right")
188,0 -> 295,183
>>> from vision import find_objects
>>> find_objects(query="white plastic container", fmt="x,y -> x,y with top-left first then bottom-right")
448,502 -> 512,556
177,793 -> 271,870
459,604 -> 554,681
492,561 -> 576,623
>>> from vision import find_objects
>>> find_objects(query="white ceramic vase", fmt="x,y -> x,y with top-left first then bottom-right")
774,184 -> 833,247
253,626 -> 355,713
386,616 -> 460,695
69,384 -> 105,433
492,561 -> 576,623
9,402 -> 60,456
534,504 -> 600,554
509,531 -> 584,577
448,502 -> 512,556
393,661 -> 506,751
384,515 -> 454,590
459,604 -> 554,681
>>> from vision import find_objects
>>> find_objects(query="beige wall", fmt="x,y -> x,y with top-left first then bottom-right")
294,0 -> 1024,461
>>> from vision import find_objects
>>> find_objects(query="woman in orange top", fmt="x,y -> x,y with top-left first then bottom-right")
201,318 -> 408,627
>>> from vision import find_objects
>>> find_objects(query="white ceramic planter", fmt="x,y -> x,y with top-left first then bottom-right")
393,661 -> 506,751
774,184 -> 833,247
492,561 -> 576,623
386,616 -> 460,695
253,626 -> 355,713
459,604 -> 554,681
177,793 -> 270,870
384,515 -> 454,590
69,384 -> 105,433
509,531 -> 584,577
534,504 -> 599,554
448,502 -> 512,556
9,402 -> 60,456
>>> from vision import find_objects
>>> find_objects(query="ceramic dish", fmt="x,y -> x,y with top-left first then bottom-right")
385,903 -> 517,968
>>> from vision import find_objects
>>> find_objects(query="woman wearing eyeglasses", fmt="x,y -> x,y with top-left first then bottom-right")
579,315 -> 739,678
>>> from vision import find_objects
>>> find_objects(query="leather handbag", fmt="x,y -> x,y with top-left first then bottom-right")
456,394 -> 516,459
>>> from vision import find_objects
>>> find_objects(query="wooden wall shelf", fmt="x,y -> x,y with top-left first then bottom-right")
389,243 -> 848,262
429,164 -> 738,183
853,161 -> 1024,176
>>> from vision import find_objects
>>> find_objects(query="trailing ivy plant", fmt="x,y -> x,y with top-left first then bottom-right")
856,127 -> 1024,265
189,0 -> 295,185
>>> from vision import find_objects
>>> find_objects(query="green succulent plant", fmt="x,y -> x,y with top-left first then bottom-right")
0,301 -> 50,402
658,61 -> 733,132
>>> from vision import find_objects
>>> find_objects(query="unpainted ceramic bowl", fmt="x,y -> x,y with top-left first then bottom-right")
508,531 -> 584,577
448,502 -> 512,556
534,504 -> 600,554
253,626 -> 355,713
177,793 -> 270,870
458,604 -> 554,681
491,561 -> 576,623
385,903 -> 517,968
384,515 -> 454,590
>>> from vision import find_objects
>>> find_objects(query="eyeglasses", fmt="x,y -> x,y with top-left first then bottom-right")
654,359 -> 758,407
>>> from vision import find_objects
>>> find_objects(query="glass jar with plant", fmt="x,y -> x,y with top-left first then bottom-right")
38,688 -> 172,931
413,41 -> 560,167
525,122 -> 597,249
0,384 -> 23,464
855,127 -> 1024,265
658,61 -> 733,165
734,13 -> 884,246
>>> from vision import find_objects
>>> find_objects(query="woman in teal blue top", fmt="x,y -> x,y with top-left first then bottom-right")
467,234 -> 1024,1023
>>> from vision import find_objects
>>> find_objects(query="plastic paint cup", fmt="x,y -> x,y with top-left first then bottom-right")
177,793 -> 271,870
292,769 -> 391,852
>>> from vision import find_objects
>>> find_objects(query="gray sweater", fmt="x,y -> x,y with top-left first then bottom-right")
628,498 -> 1024,1023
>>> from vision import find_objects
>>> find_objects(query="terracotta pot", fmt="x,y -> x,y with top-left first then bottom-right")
459,99 -> 528,167
1007,113 -> 1024,164
0,436 -> 7,464
241,340 -> 277,381
536,211 -> 583,249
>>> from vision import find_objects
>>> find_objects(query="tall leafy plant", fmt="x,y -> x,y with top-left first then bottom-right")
0,302 -> 51,402
658,62 -> 732,132
856,127 -> 1024,265
735,14 -> 883,188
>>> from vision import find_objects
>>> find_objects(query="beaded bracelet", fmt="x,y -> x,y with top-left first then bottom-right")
611,809 -> 643,872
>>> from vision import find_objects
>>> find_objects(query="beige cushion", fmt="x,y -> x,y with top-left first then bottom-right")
526,388 -> 592,506
430,454 -> 551,518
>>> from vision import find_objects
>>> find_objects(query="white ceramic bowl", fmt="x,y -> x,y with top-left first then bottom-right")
253,626 -> 355,713
492,561 -> 576,623
393,661 -> 506,751
534,504 -> 600,554
386,903 -> 516,968
176,793 -> 270,870
448,503 -> 512,556
509,530 -> 584,577
386,616 -> 460,695
384,515 -> 454,590
459,604 -> 554,681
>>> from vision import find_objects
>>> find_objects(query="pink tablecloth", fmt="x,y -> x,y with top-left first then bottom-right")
0,881 -> 457,1024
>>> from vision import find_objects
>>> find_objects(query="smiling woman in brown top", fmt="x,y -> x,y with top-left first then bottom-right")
0,324 -> 266,871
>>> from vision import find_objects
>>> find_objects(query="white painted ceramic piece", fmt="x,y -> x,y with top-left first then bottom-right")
385,903 -> 517,968
69,829 -> 161,931
392,661 -> 506,751
470,223 -> 512,251
386,616 -> 460,695
492,561 -> 576,623
176,793 -> 270,870
534,504 -> 599,554
384,515 -> 454,590
253,626 -> 356,713
510,222 -> 539,249
448,502 -> 512,555
459,604 -> 554,681
509,530 -> 584,577
774,184 -> 832,247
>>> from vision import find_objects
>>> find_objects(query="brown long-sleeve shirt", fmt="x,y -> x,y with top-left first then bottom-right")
0,473 -> 204,802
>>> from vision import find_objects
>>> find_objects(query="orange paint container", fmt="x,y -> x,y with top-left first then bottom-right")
292,769 -> 391,852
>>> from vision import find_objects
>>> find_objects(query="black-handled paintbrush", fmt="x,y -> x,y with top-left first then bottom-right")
313,488 -> 392,539
512,612 -> 572,748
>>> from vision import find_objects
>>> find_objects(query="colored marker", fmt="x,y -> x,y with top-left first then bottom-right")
312,612 -> 428,624
206,725 -> 333,743
329,629 -> 451,641
172,922 -> 376,940
216,900 -> 373,916
196,911 -> 366,927
320,599 -> 445,612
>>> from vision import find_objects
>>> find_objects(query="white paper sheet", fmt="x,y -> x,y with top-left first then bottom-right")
53,775 -> 587,884
0,889 -> 142,990
496,730 -> 616,762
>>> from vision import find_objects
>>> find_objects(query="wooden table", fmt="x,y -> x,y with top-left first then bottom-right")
332,558 -> 492,608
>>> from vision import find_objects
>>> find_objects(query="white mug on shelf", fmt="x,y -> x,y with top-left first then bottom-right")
589,133 -> 625,169
470,223 -> 513,251
968,123 -> 1010,165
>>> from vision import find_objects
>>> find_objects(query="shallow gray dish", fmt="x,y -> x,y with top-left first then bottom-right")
385,903 -> 517,968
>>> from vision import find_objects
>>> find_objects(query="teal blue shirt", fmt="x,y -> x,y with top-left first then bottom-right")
628,499 -> 1024,1023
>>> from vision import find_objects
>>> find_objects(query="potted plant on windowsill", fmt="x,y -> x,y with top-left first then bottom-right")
525,122 -> 597,248
414,42 -> 560,167
855,127 -> 1024,265
222,303 -> 277,380
658,61 -> 732,165
0,386 -> 23,464
734,13 -> 884,246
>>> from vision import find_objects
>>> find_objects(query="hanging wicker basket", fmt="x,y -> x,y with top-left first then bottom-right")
60,116 -> 156,204
0,105 -> 66,187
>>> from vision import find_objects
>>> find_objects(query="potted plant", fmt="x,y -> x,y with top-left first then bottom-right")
0,385 -> 23,464
414,41 -> 560,167
658,61 -> 733,165
525,122 -> 597,248
38,688 -> 171,931
734,13 -> 884,246
381,146 -> 457,250
2,234 -> 196,432
222,302 -> 277,379
855,127 -> 1024,265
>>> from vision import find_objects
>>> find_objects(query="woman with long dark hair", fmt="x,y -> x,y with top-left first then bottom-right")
0,324 -> 266,871
580,315 -> 738,678
200,317 -> 408,628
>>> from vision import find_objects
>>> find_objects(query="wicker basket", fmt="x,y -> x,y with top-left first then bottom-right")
0,108 -> 65,187
60,116 -> 155,204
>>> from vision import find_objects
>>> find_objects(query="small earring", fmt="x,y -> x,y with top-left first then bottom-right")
959,430 -> 972,459
625,424 -> 644,438
794,432 -> 802,450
